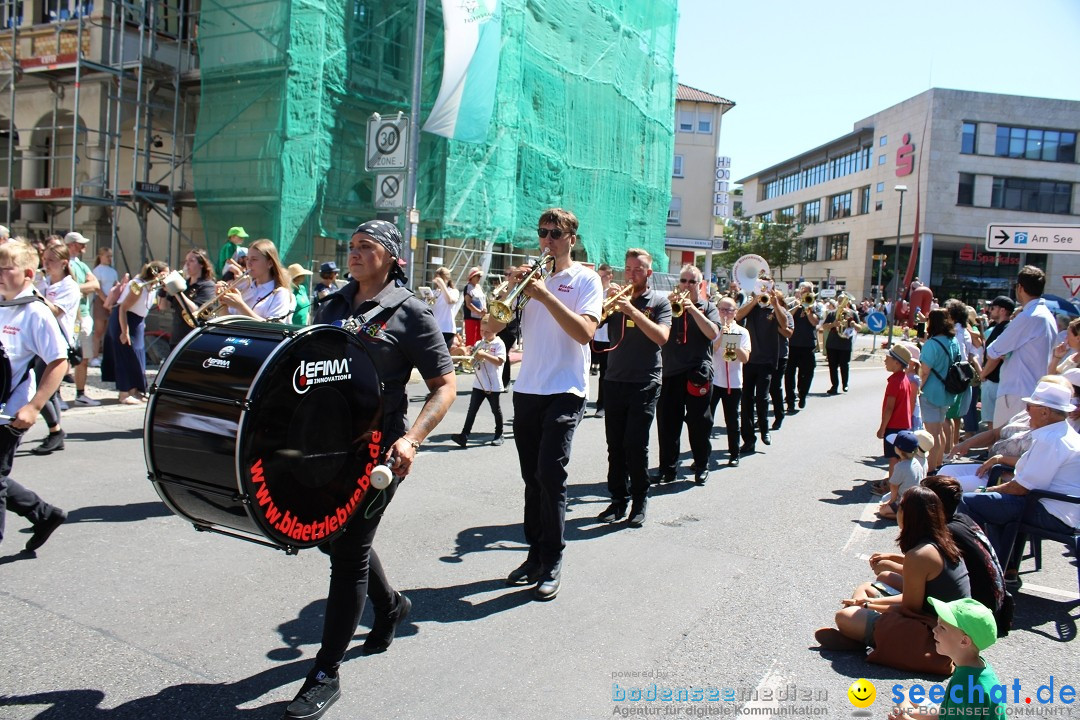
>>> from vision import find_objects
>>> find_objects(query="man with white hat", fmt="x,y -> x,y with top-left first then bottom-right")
63,232 -> 101,406
959,377 -> 1080,575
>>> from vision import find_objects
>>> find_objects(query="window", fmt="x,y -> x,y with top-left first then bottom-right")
961,122 -> 977,154
827,234 -> 849,261
3,1 -> 23,27
995,125 -> 1076,163
802,199 -> 821,224
859,186 -> 870,214
760,211 -> 773,223
875,200 -> 883,211
879,136 -> 888,146
828,192 -> 852,220
878,154 -> 887,165
762,144 -> 872,199
778,206 -> 796,223
957,172 -> 974,206
876,182 -> 885,193
697,112 -> 713,134
802,238 -> 818,263
990,177 -> 1071,214
678,110 -> 694,133
667,196 -> 682,225
673,155 -> 684,177
43,0 -> 92,22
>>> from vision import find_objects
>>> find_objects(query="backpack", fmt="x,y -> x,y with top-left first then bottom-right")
930,336 -> 974,395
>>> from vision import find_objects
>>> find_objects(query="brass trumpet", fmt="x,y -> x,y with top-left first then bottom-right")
184,271 -> 251,327
128,270 -> 170,296
601,284 -> 634,321
488,279 -> 509,308
670,289 -> 691,318
490,252 -> 554,323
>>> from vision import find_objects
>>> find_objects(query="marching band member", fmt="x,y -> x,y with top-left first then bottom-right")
735,287 -> 792,453
450,313 -> 506,447
596,248 -> 670,527
218,238 -> 294,322
591,263 -> 613,417
157,248 -> 217,348
785,282 -> 819,412
711,296 -> 752,466
506,208 -> 602,601
281,220 -> 455,720
102,260 -> 169,405
655,264 -> 719,484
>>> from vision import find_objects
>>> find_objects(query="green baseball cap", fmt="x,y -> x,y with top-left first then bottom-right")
227,226 -> 249,239
927,597 -> 997,651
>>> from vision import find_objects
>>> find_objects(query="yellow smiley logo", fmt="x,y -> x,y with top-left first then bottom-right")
847,679 -> 876,708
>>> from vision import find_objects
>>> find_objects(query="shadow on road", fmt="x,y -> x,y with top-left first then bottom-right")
66,502 -> 173,524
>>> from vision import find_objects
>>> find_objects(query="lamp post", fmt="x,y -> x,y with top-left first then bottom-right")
885,185 -> 907,348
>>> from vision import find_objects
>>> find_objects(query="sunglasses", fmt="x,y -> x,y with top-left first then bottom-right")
679,279 -> 698,285
537,227 -> 568,239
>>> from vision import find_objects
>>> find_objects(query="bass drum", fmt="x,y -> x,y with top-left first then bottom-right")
144,317 -> 383,553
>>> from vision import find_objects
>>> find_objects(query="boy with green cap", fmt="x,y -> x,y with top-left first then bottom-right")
890,597 -> 1006,719
218,226 -> 248,276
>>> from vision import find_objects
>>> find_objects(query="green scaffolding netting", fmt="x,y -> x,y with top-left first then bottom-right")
193,0 -> 677,267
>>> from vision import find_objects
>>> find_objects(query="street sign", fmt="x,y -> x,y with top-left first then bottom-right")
373,172 -> 405,209
985,223 -> 1080,254
1064,275 -> 1080,298
819,288 -> 837,299
365,113 -> 409,171
866,311 -> 887,333
871,254 -> 887,261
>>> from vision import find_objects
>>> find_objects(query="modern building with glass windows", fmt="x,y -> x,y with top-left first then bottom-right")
737,88 -> 1080,303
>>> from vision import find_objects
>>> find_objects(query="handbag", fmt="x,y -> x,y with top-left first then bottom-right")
867,606 -> 954,676
929,337 -> 974,395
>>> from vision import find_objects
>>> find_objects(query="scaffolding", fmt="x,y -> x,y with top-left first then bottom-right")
0,0 -> 199,271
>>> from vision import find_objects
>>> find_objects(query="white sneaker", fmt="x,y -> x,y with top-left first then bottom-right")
75,394 -> 101,407
88,357 -> 102,368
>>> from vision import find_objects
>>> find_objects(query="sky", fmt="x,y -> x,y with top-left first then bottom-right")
673,0 -> 1080,183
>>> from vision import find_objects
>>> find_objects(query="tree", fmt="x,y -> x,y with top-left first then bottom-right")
716,218 -> 804,282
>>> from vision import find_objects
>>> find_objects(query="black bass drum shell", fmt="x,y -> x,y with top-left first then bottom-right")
144,317 -> 383,551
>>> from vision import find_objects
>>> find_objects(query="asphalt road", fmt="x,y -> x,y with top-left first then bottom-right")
1,354 -> 1077,720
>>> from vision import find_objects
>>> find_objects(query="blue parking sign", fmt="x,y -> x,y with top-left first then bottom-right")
1014,231 -> 1028,245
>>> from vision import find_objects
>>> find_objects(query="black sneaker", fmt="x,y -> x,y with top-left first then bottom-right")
627,498 -> 648,527
490,436 -> 504,446
363,592 -> 412,654
450,433 -> 467,447
284,670 -> 340,720
30,430 -> 65,455
25,507 -> 67,552
596,502 -> 627,523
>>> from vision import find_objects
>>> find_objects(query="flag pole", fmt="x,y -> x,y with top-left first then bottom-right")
404,0 -> 427,285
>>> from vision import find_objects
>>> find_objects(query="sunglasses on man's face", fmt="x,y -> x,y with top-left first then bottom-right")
537,227 -> 568,239
679,279 -> 698,285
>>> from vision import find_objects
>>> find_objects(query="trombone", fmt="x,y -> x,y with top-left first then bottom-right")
601,284 -> 633,321
489,252 -> 554,323
128,270 -> 170,296
669,289 -> 691,318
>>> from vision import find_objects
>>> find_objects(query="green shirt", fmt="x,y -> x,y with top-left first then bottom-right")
292,285 -> 311,326
69,257 -> 93,317
940,663 -> 1006,719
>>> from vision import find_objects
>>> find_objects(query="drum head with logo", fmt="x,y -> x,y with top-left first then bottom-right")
233,324 -> 383,548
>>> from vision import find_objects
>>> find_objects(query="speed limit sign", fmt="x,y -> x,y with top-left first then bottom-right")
365,112 -> 409,172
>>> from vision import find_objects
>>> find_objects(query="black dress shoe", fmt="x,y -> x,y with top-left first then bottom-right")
843,386 -> 849,393
786,404 -> 796,414
596,502 -> 627,523
650,471 -> 676,484
450,433 -> 467,447
760,431 -> 771,445
727,456 -> 740,467
25,507 -> 67,552
693,469 -> 709,485
594,408 -> 605,418
31,430 -> 65,455
534,565 -> 561,601
739,443 -> 756,455
798,397 -> 806,409
771,417 -> 783,430
362,592 -> 412,654
506,559 -> 543,586
826,387 -> 839,395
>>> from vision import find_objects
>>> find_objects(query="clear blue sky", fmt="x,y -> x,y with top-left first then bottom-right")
674,0 -> 1080,182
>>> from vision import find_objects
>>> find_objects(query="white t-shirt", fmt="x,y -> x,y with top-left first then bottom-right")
433,288 -> 457,334
40,275 -> 80,340
118,282 -> 158,318
472,335 -> 506,393
0,286 -> 68,421
232,280 -> 293,322
92,264 -> 119,295
513,262 -> 603,398
464,283 -> 486,319
712,324 -> 751,389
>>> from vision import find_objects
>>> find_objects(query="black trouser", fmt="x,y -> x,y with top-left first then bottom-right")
710,386 -> 742,458
0,427 -> 59,546
460,388 -> 503,438
603,379 -> 660,503
513,392 -> 586,568
497,327 -> 517,389
740,363 -> 772,445
657,371 -> 712,474
593,341 -> 609,409
826,347 -> 851,390
314,472 -> 401,675
785,346 -> 816,407
33,358 -> 61,428
769,357 -> 787,422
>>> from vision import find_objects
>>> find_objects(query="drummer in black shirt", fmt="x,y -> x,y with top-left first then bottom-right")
282,220 -> 455,720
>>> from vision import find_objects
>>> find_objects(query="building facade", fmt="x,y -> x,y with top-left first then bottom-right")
664,84 -> 734,274
738,88 -> 1080,304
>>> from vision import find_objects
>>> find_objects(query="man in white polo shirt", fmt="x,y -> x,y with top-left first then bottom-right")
980,265 -> 1056,427
506,208 -> 602,602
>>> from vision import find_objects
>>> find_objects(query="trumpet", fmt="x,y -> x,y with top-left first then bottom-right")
601,283 -> 634,321
183,271 -> 251,327
669,289 -> 691,318
488,279 -> 509,308
128,271 -> 170,296
490,252 -> 554,323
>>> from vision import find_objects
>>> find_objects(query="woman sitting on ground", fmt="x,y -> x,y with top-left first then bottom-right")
816,486 -> 970,651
